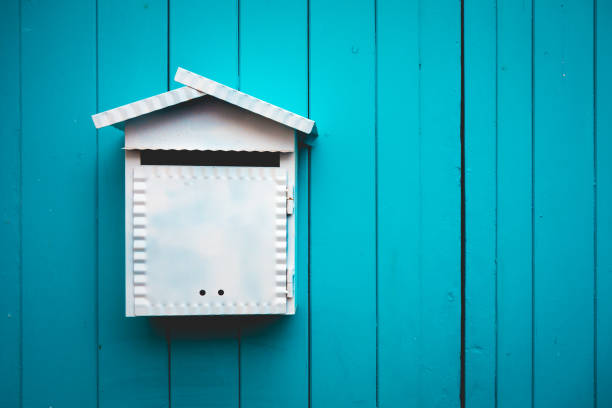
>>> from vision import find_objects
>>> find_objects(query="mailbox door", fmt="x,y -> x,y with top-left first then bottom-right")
131,165 -> 288,315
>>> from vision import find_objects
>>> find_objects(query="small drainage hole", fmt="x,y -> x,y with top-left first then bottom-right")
218,289 -> 224,296
199,290 -> 206,296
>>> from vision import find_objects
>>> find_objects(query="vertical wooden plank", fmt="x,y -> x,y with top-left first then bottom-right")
169,0 -> 238,88
596,1 -> 612,406
534,0 -> 595,406
238,1 -> 309,407
464,0 -> 497,406
376,0 -> 421,406
0,0 -> 21,406
97,1 -> 170,406
168,2 -> 239,407
496,0 -> 533,407
169,317 -> 239,408
419,0 -> 462,405
295,143 -> 310,404
378,0 -> 460,405
21,0 -> 97,406
239,0 -> 307,114
309,0 -> 376,407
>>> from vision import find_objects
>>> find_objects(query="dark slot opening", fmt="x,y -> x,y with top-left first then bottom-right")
140,150 -> 281,167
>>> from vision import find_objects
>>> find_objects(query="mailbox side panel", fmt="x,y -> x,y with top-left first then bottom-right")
125,151 -> 139,316
281,148 -> 297,315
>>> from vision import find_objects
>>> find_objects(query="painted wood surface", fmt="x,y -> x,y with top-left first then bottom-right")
4,0 -> 611,407
376,1 -> 422,406
21,0 -> 98,406
417,1 -> 462,405
465,1 -> 609,407
464,1 -> 497,406
0,1 -> 21,407
378,1 -> 462,407
534,2 -> 595,405
309,1 -> 377,407
495,1 -> 534,406
597,2 -> 612,406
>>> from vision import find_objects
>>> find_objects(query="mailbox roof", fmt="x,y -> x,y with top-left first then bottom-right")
92,68 -> 316,135
174,68 -> 315,134
92,86 -> 204,129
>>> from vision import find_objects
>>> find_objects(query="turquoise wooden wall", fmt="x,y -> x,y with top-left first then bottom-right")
465,0 -> 611,407
0,0 -> 608,407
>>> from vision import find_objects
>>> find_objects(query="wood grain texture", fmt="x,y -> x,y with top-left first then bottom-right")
376,0 -> 421,405
596,1 -> 611,406
464,2 -> 605,407
309,0 -> 377,406
418,1 -> 462,405
496,1 -> 533,406
97,1 -> 170,406
378,0 -> 461,406
534,0 -> 595,406
168,1 -> 239,407
464,0 -> 497,405
0,0 -> 21,406
169,0 -> 239,90
238,1 -> 309,407
20,0 -> 97,406
169,317 -> 239,408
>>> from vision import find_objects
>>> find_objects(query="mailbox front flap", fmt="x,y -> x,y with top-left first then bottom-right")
131,165 -> 288,316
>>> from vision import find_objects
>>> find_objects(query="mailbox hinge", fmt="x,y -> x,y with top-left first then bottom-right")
286,187 -> 294,215
286,267 -> 295,298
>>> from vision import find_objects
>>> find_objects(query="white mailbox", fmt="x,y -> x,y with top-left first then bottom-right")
92,68 -> 316,317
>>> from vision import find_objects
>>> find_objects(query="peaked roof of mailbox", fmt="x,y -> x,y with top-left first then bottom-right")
91,67 -> 316,135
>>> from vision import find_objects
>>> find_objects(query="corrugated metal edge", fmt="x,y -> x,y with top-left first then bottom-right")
273,169 -> 289,314
92,86 -> 205,129
133,165 -> 288,316
175,67 -> 316,135
132,169 -> 150,315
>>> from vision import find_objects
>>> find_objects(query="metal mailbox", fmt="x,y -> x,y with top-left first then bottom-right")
92,68 -> 316,317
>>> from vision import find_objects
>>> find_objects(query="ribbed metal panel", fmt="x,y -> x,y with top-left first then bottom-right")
132,171 -> 149,315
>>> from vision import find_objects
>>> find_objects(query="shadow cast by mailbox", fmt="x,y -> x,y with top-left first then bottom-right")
150,315 -> 286,340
